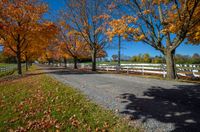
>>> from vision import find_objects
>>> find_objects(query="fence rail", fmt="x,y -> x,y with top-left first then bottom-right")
46,62 -> 200,78
0,64 -> 26,74
0,65 -> 17,73
83,63 -> 200,78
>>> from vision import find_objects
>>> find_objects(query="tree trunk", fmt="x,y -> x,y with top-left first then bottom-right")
25,55 -> 28,71
165,49 -> 176,79
117,35 -> 121,72
91,49 -> 96,71
59,60 -> 62,67
74,57 -> 78,69
25,60 -> 28,71
16,51 -> 22,75
64,58 -> 67,68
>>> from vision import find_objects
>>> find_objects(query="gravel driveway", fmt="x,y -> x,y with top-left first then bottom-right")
41,66 -> 200,132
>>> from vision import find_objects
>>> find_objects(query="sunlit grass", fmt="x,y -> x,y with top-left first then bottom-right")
0,66 -> 139,131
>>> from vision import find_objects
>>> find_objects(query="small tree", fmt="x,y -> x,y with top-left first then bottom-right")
112,54 -> 118,62
143,53 -> 151,63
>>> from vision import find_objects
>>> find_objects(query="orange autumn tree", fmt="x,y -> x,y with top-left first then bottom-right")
187,3 -> 200,44
53,39 -> 70,66
62,0 -> 109,71
38,38 -> 61,65
38,48 -> 54,65
22,23 -> 57,71
106,17 -> 130,69
107,0 -> 200,79
57,43 -> 71,68
59,25 -> 91,69
0,0 -> 47,75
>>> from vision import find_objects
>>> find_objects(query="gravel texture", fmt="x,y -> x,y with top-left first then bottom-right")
41,66 -> 200,132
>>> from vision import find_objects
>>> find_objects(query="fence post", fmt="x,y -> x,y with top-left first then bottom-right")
81,64 -> 84,69
142,65 -> 144,75
162,64 -> 166,78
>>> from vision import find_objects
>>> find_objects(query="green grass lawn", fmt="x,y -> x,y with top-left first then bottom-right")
0,66 -> 139,131
0,63 -> 16,67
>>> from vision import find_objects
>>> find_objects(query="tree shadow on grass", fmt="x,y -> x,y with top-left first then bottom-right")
119,84 -> 200,132
0,65 -> 97,82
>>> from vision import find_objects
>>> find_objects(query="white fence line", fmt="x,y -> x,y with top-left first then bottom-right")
0,65 -> 17,73
0,64 -> 25,73
46,62 -> 200,78
82,63 -> 200,78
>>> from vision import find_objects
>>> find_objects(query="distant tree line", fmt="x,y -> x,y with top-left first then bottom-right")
175,53 -> 200,64
131,54 -> 164,63
111,54 -> 131,62
110,53 -> 200,64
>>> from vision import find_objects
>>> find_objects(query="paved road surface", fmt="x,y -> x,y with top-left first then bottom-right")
40,66 -> 200,132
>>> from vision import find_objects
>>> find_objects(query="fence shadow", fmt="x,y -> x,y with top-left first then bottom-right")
119,84 -> 200,132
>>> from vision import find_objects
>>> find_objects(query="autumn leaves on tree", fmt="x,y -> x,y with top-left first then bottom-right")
0,0 -> 57,74
62,0 -> 108,71
0,0 -> 200,79
107,0 -> 200,79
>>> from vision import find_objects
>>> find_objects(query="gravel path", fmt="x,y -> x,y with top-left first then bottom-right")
41,66 -> 200,132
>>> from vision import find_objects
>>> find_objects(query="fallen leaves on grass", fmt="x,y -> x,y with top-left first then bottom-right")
69,114 -> 80,128
0,68 -> 138,132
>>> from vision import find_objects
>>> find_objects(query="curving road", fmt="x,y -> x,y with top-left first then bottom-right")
41,65 -> 200,132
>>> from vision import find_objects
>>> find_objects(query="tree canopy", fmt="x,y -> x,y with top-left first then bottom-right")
0,0 -> 199,79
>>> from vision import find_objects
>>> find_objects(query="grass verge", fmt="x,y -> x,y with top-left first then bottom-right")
0,70 -> 16,78
0,66 -> 139,131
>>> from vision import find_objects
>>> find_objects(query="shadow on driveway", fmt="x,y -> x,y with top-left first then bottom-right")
26,65 -> 200,131
119,84 -> 200,132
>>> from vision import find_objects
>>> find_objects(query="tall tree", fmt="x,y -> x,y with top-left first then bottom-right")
58,20 -> 91,69
23,22 -> 57,71
107,0 -> 200,79
0,0 -> 48,75
62,0 -> 109,71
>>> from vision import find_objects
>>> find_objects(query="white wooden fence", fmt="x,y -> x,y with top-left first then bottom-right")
0,65 -> 17,73
46,62 -> 200,78
0,64 -> 25,74
82,63 -> 200,78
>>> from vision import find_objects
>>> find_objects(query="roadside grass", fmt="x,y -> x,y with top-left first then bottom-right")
0,70 -> 16,78
0,63 -> 16,67
0,66 -> 139,131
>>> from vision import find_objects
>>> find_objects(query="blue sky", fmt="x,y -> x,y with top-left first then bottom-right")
107,40 -> 200,58
43,0 -> 200,58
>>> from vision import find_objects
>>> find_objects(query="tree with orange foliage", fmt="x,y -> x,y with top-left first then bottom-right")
62,0 -> 109,71
38,37 -> 61,65
0,0 -> 49,75
58,21 -> 91,69
107,0 -> 200,79
25,21 -> 58,70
